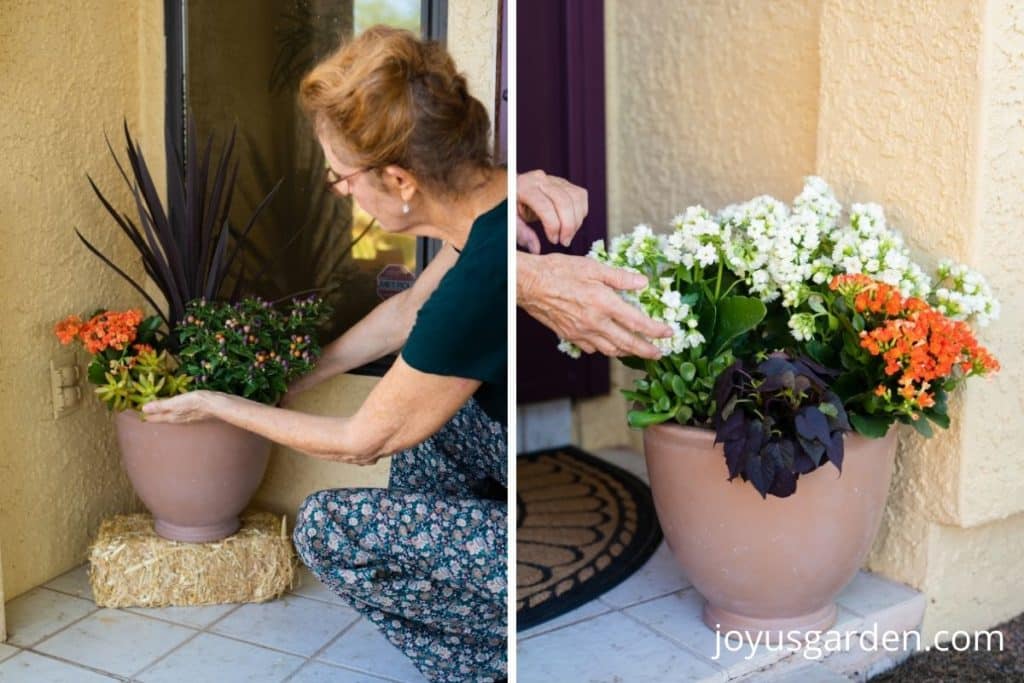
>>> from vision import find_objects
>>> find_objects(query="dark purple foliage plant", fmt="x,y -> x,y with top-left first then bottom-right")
712,352 -> 852,498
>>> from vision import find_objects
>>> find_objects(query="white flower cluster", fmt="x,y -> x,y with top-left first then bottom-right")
556,176 -> 1000,359
719,193 -> 829,307
830,203 -> 931,299
932,259 -> 1000,326
788,312 -> 817,342
666,206 -> 725,268
643,280 -> 705,354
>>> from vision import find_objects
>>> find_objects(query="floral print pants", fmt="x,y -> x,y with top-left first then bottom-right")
293,399 -> 508,683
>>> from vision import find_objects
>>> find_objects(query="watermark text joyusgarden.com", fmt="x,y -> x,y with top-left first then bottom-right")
712,623 -> 1004,661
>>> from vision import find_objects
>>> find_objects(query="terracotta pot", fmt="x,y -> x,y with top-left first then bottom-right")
643,422 -> 897,640
114,410 -> 271,542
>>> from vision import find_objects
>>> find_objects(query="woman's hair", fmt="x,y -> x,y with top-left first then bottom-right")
299,25 -> 492,195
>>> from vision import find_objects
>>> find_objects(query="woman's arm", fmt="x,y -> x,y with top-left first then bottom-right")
287,245 -> 460,395
142,355 -> 480,466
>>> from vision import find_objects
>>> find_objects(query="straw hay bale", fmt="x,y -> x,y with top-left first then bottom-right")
88,511 -> 295,608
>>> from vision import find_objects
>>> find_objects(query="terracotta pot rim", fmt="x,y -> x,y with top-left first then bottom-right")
645,420 -> 895,445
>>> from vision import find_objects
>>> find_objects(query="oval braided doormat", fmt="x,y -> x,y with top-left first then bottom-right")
516,446 -> 662,630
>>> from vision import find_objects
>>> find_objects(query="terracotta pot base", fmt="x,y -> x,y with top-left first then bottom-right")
154,518 -> 241,543
703,601 -> 837,643
643,423 -> 897,642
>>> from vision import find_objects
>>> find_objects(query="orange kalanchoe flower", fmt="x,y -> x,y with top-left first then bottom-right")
831,273 -> 998,414
54,315 -> 84,345
77,309 -> 144,354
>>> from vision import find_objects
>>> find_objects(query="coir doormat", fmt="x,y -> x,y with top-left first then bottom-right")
517,446 -> 662,630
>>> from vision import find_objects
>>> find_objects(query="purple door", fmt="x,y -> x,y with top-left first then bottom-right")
517,0 -> 609,403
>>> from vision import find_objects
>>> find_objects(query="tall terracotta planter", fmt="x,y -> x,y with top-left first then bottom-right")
643,423 -> 897,639
114,411 -> 272,542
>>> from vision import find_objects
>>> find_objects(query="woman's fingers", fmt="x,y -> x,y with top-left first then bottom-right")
516,217 -> 541,254
517,170 -> 590,247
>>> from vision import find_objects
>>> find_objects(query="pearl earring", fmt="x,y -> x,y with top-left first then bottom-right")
402,202 -> 410,215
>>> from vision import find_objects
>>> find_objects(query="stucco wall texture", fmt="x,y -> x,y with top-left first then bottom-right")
0,0 -> 165,600
595,0 -> 822,454
597,0 -> 1024,639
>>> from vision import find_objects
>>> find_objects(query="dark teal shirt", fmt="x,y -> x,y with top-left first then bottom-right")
402,200 -> 507,426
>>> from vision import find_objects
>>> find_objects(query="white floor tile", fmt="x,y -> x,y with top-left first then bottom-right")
291,661 -> 396,682
598,542 -> 691,608
624,589 -> 786,675
137,632 -> 304,683
126,602 -> 238,629
835,571 -> 920,617
44,565 -> 94,601
318,618 -> 426,682
4,588 -> 96,647
0,650 -> 117,682
34,608 -> 194,677
289,566 -> 347,606
517,611 -> 725,683
0,642 -> 19,663
592,447 -> 651,483
212,594 -> 360,657
518,599 -> 611,639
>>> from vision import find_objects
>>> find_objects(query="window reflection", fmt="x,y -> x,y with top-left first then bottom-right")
186,0 -> 423,340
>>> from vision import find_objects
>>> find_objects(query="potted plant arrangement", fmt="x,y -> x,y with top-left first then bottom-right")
560,177 -> 999,638
54,119 -> 329,542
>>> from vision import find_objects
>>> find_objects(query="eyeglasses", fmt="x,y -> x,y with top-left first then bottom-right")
324,165 -> 372,194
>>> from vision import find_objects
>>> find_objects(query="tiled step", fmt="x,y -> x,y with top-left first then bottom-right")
1,565 -> 427,682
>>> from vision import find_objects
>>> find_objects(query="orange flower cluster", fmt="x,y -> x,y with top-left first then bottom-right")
829,274 -> 927,316
830,274 -> 999,414
55,309 -> 143,355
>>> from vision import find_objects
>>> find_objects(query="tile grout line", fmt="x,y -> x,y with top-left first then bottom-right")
615,605 -> 731,680
518,586 -> 695,642
281,617 -> 362,683
127,628 -> 205,681
11,587 -> 101,650
17,646 -> 131,681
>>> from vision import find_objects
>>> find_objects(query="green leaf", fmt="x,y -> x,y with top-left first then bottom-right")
650,380 -> 667,402
627,410 -> 674,429
675,404 -> 693,423
850,413 -> 892,438
621,390 -> 649,403
679,362 -> 696,383
807,295 -> 827,315
818,402 -> 838,418
911,416 -> 934,437
925,410 -> 950,429
671,375 -> 687,397
852,313 -> 865,332
656,395 -> 671,412
87,358 -> 107,385
710,296 -> 767,357
136,315 -> 164,344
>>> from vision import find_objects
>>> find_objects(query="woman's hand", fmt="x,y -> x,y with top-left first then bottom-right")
141,391 -> 221,423
518,252 -> 673,358
517,170 -> 589,252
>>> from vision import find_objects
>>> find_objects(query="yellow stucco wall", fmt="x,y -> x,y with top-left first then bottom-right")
592,0 -> 822,452
0,0 -> 164,600
596,0 -> 1024,640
